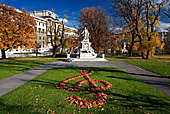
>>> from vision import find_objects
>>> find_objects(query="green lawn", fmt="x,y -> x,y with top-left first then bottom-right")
0,57 -> 65,80
107,55 -> 170,77
1,67 -> 170,114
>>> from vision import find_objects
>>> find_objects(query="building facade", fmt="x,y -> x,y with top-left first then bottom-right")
159,30 -> 170,53
31,10 -> 77,53
30,10 -> 59,52
165,28 -> 170,53
7,9 -> 77,54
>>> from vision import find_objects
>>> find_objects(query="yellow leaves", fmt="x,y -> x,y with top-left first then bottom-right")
118,33 -> 125,40
122,27 -> 128,32
159,43 -> 165,50
0,3 -> 36,51
155,17 -> 161,26
155,7 -> 159,12
101,108 -> 104,111
162,3 -> 167,8
138,22 -> 143,29
0,33 -> 3,36
64,14 -> 67,20
0,42 -> 4,49
51,9 -> 54,12
151,7 -> 159,12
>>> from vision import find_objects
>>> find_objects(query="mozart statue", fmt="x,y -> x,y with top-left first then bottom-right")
82,27 -> 90,40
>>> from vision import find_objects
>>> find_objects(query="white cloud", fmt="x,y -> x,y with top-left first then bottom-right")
59,18 -> 68,23
65,20 -> 78,28
60,10 -> 70,14
56,10 -> 79,27
157,22 -> 170,32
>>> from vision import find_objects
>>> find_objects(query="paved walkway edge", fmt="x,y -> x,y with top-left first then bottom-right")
0,61 -> 170,97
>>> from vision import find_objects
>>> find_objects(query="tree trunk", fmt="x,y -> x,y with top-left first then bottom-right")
60,23 -> 64,54
129,33 -> 135,57
138,33 -> 146,59
146,25 -> 153,59
52,46 -> 58,57
146,50 -> 149,59
1,50 -> 6,59
141,52 -> 145,59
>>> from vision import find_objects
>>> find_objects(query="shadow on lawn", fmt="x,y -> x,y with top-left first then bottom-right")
30,79 -> 59,89
2,67 -> 170,113
0,60 -> 47,72
106,90 -> 170,111
92,67 -> 126,73
0,99 -> 42,114
128,72 -> 170,79
107,75 -> 142,83
154,57 -> 170,61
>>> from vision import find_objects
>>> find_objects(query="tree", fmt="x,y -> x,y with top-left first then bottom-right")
49,14 -> 66,57
111,0 -> 169,59
164,1 -> 170,18
108,33 -> 124,54
0,3 -> 36,59
111,0 -> 145,57
143,0 -> 168,59
78,7 -> 111,53
48,14 -> 67,57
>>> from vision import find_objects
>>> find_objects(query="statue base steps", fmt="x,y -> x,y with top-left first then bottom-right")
64,58 -> 108,62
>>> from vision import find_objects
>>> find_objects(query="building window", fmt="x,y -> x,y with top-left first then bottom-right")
35,27 -> 37,32
39,28 -> 41,33
39,22 -> 40,26
39,37 -> 41,40
43,41 -> 45,48
42,29 -> 44,33
43,37 -> 45,40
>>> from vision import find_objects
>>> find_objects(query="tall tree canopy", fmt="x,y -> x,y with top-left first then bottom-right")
111,0 -> 169,59
79,7 -> 111,53
48,14 -> 70,57
0,3 -> 36,59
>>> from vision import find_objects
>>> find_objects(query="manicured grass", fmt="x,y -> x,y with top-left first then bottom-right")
1,67 -> 170,114
107,55 -> 170,77
0,57 -> 65,80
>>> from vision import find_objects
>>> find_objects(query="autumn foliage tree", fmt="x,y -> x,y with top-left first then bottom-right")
164,1 -> 170,18
0,3 -> 36,59
143,0 -> 168,59
78,7 -> 111,53
111,0 -> 168,59
111,0 -> 145,57
48,14 -> 69,57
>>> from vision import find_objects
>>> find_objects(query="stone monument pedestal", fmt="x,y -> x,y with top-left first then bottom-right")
65,27 -> 107,62
66,54 -> 107,62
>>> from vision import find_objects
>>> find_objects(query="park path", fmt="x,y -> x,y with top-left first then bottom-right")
0,61 -> 170,97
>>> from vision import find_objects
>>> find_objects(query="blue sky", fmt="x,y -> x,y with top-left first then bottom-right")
1,0 -> 170,31
0,0 -> 111,27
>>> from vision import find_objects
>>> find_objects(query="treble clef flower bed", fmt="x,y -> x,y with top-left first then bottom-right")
56,70 -> 112,108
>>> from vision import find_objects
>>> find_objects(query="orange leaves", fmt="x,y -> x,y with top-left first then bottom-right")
64,14 -> 67,20
162,3 -> 167,9
0,3 -> 36,52
0,42 -> 4,49
79,6 -> 110,53
119,33 -> 125,40
159,43 -> 165,50
0,33 -> 3,37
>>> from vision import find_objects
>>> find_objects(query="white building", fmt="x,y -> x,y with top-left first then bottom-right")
30,10 -> 59,52
7,9 -> 77,54
159,30 -> 170,53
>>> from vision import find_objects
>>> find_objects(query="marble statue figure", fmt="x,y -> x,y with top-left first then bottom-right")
82,27 -> 90,40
